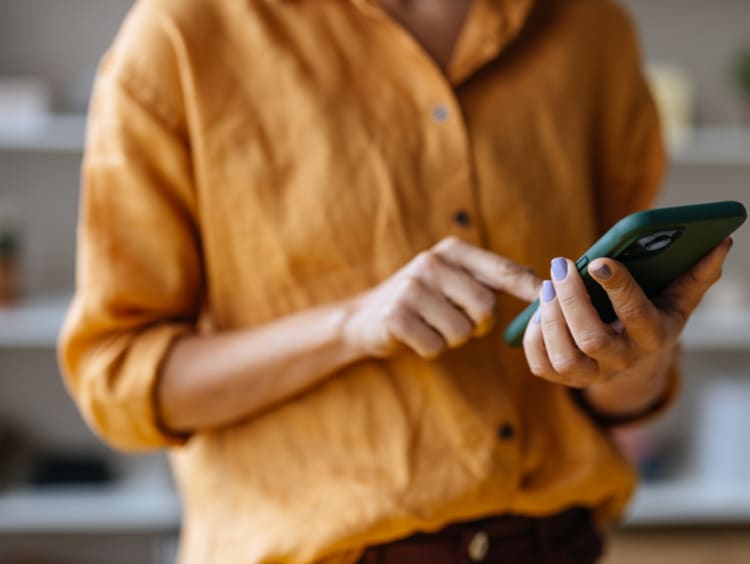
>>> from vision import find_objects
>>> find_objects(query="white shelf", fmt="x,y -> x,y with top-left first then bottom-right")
681,309 -> 750,351
672,127 -> 750,167
0,295 -> 71,348
0,114 -> 86,153
625,477 -> 750,526
0,459 -> 180,534
0,485 -> 180,535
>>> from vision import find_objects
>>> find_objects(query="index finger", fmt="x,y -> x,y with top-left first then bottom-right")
434,237 -> 542,302
588,257 -> 666,351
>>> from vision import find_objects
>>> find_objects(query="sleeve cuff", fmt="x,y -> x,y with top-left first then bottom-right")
69,322 -> 194,451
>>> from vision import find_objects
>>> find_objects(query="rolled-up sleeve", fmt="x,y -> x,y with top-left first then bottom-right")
59,53 -> 202,450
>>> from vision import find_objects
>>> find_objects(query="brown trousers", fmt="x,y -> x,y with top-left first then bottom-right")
358,507 -> 603,564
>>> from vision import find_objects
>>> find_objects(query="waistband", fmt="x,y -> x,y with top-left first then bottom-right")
358,506 -> 603,564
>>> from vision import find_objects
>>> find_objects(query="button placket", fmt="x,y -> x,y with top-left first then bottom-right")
426,97 -> 483,244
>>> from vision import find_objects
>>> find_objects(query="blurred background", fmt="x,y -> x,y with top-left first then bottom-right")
0,0 -> 749,563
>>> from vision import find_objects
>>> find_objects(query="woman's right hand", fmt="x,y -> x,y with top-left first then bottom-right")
343,237 -> 542,360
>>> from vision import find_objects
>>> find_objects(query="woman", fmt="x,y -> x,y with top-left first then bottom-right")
60,0 -> 730,562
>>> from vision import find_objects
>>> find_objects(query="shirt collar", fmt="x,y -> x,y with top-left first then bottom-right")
351,0 -> 536,85
451,0 -> 536,84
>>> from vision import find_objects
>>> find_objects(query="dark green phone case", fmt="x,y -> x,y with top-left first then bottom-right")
503,200 -> 747,347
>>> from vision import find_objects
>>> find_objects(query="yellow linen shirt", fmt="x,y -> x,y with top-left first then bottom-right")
59,0 -> 669,562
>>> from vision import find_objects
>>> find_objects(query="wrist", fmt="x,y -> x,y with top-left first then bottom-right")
336,293 -> 372,363
582,346 -> 674,420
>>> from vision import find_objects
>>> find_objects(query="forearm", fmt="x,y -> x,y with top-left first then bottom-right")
581,345 -> 675,421
158,299 -> 362,433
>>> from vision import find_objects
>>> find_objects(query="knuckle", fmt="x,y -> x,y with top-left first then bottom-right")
443,321 -> 472,347
420,337 -> 445,359
557,373 -> 578,387
708,266 -> 723,285
607,355 -> 631,373
473,286 -> 496,310
550,353 -> 583,374
383,305 -> 407,329
539,372 -> 565,385
558,293 -> 578,310
640,326 -> 668,353
427,256 -> 448,281
412,251 -> 438,273
453,317 -> 474,341
522,346 -> 547,377
617,299 -> 652,322
527,361 -> 548,377
598,371 -> 619,384
435,236 -> 460,253
577,332 -> 612,356
540,315 -> 559,331
470,289 -> 497,321
685,269 -> 702,286
399,275 -> 422,297
566,377 -> 591,389
691,263 -> 722,286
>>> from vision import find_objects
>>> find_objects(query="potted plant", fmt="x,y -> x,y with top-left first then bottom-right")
734,43 -> 750,125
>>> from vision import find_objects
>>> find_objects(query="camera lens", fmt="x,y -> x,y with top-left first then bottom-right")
618,229 -> 681,261
643,234 -> 673,252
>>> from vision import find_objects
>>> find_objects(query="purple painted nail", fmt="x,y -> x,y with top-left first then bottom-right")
551,257 -> 568,281
534,309 -> 541,324
542,280 -> 556,302
592,264 -> 612,281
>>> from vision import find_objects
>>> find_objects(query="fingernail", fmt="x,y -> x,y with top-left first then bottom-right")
534,309 -> 541,324
542,280 -> 556,302
592,264 -> 612,281
551,257 -> 568,281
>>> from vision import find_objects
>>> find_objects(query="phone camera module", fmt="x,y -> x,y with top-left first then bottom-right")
618,229 -> 682,260
642,233 -> 673,252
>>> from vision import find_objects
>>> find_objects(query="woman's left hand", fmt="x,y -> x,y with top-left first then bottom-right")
523,238 -> 733,388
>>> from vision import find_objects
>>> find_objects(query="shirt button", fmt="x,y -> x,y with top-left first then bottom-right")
453,210 -> 471,226
467,530 -> 489,562
432,104 -> 449,122
498,422 -> 515,441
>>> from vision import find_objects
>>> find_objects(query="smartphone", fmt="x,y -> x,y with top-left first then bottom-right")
503,200 -> 747,347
